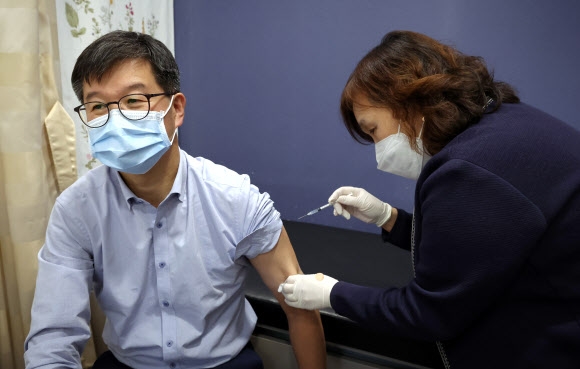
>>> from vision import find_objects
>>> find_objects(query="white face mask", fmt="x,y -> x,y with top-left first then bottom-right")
375,124 -> 430,180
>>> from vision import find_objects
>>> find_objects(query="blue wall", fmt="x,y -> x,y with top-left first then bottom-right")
174,0 -> 580,233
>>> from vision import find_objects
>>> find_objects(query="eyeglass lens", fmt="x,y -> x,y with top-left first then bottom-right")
79,94 -> 152,127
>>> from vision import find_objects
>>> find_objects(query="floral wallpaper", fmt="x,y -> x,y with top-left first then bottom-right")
56,0 -> 174,175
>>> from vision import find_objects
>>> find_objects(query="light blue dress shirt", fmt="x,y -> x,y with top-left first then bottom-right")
24,150 -> 283,369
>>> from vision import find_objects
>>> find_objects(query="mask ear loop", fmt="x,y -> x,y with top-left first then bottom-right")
162,94 -> 178,144
169,128 -> 178,145
161,95 -> 176,118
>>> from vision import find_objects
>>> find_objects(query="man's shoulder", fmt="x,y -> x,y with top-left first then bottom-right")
184,152 -> 249,190
57,164 -> 111,207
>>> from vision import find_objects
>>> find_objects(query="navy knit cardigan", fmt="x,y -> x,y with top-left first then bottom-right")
330,102 -> 580,369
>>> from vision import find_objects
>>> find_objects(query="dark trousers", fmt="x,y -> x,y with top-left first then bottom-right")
92,343 -> 264,369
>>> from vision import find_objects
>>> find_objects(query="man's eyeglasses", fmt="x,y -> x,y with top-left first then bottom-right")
73,92 -> 175,128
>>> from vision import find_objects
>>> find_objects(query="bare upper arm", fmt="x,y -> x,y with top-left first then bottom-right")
249,226 -> 302,296
250,226 -> 326,367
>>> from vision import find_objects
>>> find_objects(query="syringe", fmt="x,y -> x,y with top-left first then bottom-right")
297,203 -> 332,220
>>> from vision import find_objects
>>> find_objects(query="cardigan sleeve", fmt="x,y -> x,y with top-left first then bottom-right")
331,159 -> 546,341
381,208 -> 412,251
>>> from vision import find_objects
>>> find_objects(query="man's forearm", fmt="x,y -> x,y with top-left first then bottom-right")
285,307 -> 326,369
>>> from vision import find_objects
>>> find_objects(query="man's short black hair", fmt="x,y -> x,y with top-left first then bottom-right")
71,30 -> 180,101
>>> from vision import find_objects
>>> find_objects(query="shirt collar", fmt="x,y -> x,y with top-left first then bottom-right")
113,150 -> 188,209
171,150 -> 188,203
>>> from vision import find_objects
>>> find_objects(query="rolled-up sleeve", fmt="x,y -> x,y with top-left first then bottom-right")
235,180 -> 282,260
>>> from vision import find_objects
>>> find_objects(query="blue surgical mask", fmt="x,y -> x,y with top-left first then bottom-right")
88,96 -> 176,174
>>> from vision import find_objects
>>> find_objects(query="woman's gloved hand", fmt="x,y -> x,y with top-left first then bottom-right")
328,186 -> 392,227
278,273 -> 338,310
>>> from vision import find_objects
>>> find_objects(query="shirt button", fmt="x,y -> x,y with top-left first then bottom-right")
156,222 -> 163,228
167,340 -> 173,347
162,300 -> 170,307
159,262 -> 166,268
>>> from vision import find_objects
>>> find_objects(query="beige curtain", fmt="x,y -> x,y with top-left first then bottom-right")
0,0 -> 102,367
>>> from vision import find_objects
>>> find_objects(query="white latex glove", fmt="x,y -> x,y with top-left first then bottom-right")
278,273 -> 338,310
328,186 -> 392,227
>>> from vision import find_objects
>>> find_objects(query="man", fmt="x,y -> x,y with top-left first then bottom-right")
25,30 -> 326,369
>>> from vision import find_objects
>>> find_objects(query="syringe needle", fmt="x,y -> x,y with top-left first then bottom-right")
298,203 -> 332,220
297,193 -> 353,220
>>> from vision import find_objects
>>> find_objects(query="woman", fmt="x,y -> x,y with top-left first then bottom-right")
279,30 -> 580,368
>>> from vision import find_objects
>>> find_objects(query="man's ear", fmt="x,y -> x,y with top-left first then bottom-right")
172,92 -> 186,128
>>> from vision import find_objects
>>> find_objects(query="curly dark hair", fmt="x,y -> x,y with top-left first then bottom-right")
71,30 -> 180,102
340,30 -> 520,155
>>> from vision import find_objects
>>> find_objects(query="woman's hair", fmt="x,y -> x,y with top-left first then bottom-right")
340,30 -> 520,154
71,30 -> 180,102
